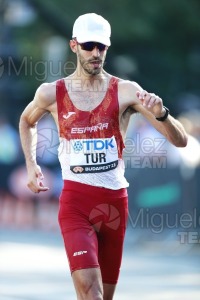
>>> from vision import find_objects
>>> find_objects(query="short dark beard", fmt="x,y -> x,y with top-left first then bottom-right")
77,49 -> 104,76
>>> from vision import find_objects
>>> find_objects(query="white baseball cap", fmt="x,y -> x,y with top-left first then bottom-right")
72,13 -> 111,46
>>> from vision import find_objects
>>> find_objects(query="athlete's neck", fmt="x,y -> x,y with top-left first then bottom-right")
72,69 -> 107,81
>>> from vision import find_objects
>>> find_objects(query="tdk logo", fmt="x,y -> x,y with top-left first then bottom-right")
83,138 -> 114,151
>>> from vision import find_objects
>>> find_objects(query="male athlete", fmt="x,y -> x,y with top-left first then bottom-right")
19,13 -> 188,300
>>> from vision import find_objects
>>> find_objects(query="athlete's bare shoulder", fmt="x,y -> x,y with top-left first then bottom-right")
34,81 -> 57,112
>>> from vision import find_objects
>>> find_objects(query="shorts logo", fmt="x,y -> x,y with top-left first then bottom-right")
73,250 -> 87,256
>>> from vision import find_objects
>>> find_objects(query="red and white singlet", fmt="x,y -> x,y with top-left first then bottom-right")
56,76 -> 129,189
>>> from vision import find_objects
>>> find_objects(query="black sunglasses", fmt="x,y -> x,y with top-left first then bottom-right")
77,41 -> 107,52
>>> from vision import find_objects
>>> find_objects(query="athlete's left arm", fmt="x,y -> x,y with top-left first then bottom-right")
119,81 -> 188,147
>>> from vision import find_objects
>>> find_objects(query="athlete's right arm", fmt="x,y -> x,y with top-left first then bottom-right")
19,83 -> 56,193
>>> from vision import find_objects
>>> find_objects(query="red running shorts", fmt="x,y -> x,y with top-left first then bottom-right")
58,180 -> 128,284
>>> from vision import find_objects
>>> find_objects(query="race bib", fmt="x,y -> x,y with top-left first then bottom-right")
70,136 -> 118,173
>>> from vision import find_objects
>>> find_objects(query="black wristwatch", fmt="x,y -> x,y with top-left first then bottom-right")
155,106 -> 170,122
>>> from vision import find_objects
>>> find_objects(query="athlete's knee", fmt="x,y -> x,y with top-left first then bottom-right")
73,268 -> 103,300
76,280 -> 103,300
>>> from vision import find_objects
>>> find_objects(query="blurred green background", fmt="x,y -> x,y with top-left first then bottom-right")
1,0 -> 200,115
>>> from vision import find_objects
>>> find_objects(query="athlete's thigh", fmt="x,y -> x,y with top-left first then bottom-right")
61,227 -> 100,272
58,188 -> 100,272
97,196 -> 128,284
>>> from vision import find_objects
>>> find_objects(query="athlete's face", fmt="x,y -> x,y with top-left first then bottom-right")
71,40 -> 108,75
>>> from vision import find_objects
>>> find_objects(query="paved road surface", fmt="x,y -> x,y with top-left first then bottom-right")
0,228 -> 200,300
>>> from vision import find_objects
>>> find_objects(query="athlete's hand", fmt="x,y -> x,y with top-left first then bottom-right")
27,164 -> 49,193
136,90 -> 166,118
